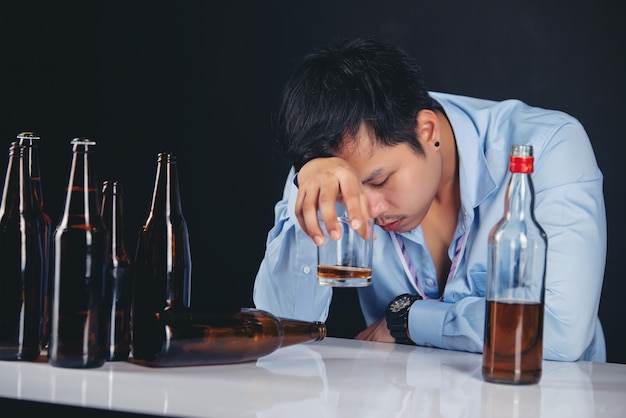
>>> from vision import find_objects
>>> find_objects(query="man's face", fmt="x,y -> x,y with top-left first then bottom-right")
337,124 -> 442,233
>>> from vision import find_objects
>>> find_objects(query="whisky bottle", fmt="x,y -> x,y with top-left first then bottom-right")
482,144 -> 548,385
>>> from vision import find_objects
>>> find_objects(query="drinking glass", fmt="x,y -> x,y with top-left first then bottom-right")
317,216 -> 374,287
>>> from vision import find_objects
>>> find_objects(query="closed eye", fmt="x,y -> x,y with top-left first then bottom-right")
370,177 -> 389,188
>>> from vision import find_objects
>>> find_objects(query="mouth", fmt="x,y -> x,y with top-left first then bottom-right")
379,218 -> 403,232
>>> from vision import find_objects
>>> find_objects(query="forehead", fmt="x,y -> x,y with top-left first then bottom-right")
336,123 -> 378,161
335,123 -> 424,183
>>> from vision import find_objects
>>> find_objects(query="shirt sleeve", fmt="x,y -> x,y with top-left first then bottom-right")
530,119 -> 606,361
253,168 -> 333,321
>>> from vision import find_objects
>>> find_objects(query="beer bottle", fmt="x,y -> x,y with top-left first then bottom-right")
482,144 -> 548,385
101,180 -> 132,361
16,132 -> 53,351
49,138 -> 108,368
131,307 -> 326,367
0,142 -> 45,361
131,152 -> 192,361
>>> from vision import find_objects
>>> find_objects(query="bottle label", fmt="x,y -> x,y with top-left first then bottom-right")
509,156 -> 533,173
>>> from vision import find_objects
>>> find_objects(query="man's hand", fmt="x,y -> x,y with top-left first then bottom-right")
296,157 -> 371,245
354,317 -> 396,343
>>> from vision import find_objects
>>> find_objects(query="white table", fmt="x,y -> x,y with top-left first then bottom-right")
1,337 -> 625,417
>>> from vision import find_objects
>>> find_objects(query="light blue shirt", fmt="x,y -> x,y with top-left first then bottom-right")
253,92 -> 607,362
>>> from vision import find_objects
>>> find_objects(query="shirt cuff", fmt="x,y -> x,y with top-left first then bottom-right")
407,299 -> 449,348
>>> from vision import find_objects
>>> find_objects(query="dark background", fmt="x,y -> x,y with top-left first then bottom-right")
1,1 -> 624,363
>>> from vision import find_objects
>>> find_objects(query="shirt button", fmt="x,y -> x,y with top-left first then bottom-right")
425,279 -> 434,287
303,266 -> 311,274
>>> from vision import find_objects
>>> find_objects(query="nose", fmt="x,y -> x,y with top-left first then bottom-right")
368,198 -> 387,219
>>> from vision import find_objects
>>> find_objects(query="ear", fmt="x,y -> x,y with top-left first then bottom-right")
416,109 -> 439,147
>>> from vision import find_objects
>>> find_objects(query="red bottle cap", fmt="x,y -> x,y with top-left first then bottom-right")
509,156 -> 533,173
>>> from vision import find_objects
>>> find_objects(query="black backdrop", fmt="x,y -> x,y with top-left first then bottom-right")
1,1 -> 624,363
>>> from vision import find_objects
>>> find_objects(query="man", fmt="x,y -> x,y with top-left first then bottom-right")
253,38 -> 606,361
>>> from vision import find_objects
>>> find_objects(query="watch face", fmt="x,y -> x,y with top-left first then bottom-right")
387,294 -> 420,345
390,296 -> 414,312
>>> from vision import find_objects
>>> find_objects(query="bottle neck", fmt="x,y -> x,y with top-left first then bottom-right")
505,167 -> 536,221
61,143 -> 102,223
101,181 -> 128,255
148,153 -> 184,219
18,137 -> 44,208
278,317 -> 327,348
0,144 -> 38,217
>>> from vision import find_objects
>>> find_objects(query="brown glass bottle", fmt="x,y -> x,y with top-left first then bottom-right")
48,138 -> 108,368
0,142 -> 45,361
131,152 -> 192,362
16,132 -> 53,351
101,181 -> 132,361
131,308 -> 326,367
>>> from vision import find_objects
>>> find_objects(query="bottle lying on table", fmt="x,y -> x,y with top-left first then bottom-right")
130,307 -> 326,367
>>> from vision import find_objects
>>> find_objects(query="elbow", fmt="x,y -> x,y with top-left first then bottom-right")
542,319 -> 596,362
543,342 -> 586,362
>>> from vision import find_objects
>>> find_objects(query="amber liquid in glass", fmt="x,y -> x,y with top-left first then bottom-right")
482,300 -> 543,384
317,265 -> 372,286
317,265 -> 372,279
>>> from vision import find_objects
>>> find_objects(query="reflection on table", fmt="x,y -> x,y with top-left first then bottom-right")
1,337 -> 625,417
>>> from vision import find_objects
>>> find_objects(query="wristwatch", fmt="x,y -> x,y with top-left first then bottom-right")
386,293 -> 421,345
